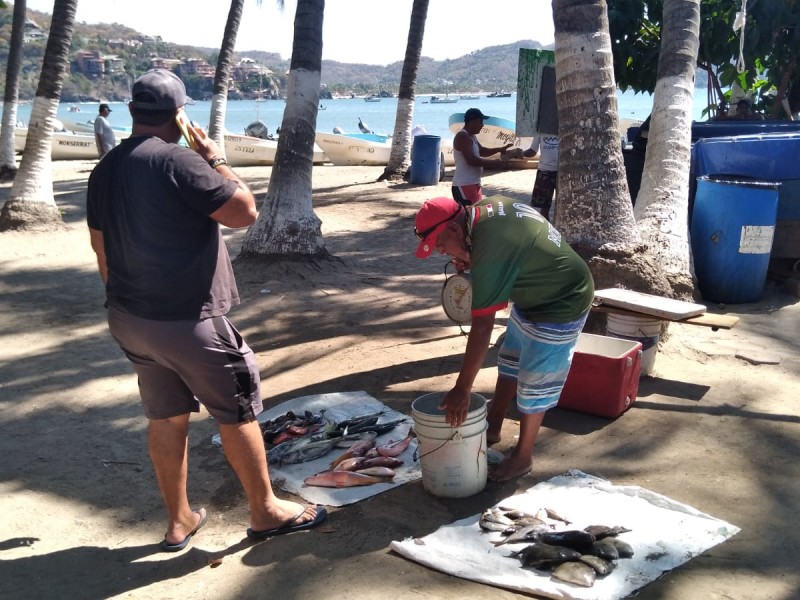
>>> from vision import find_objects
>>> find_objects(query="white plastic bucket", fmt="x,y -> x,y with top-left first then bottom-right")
411,392 -> 488,498
606,314 -> 662,376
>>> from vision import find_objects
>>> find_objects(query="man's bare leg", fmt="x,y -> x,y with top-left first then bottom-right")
489,411 -> 545,482
218,420 -> 319,531
148,414 -> 205,545
486,375 -> 517,445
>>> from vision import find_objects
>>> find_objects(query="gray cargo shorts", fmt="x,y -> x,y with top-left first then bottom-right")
107,306 -> 263,424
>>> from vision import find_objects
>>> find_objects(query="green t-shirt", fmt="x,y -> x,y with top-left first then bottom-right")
467,195 -> 594,322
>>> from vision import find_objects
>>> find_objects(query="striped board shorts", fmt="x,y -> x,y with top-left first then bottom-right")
451,183 -> 483,206
497,305 -> 588,414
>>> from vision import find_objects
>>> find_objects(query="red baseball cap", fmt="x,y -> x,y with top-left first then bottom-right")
414,197 -> 463,258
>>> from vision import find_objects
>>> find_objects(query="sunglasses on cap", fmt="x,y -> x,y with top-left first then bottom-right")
414,205 -> 463,241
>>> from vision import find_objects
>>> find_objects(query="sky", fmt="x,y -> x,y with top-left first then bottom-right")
21,0 -> 555,66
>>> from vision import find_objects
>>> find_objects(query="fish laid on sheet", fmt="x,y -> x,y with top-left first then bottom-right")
304,469 -> 389,488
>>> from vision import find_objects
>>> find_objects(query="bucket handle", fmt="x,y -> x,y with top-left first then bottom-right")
412,430 -> 463,462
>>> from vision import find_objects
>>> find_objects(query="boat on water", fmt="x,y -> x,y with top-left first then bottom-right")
364,95 -> 382,103
460,94 -> 480,100
487,90 -> 512,98
430,95 -> 459,104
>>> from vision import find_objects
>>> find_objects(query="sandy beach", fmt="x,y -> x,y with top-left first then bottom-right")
1,156 -> 798,600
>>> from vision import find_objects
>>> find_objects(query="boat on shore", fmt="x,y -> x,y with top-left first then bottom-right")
15,126 -> 99,160
314,132 -> 392,165
224,133 -> 329,166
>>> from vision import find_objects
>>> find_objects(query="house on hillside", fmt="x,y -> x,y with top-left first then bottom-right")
75,50 -> 105,79
23,19 -> 47,43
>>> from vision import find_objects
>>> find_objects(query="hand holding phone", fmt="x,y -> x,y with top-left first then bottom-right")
175,109 -> 199,150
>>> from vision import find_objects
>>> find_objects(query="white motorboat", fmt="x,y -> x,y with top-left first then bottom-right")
224,133 -> 328,166
314,132 -> 391,166
430,95 -> 459,104
15,126 -> 99,160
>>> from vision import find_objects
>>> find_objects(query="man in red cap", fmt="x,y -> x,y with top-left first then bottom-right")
451,108 -> 514,206
414,195 -> 594,481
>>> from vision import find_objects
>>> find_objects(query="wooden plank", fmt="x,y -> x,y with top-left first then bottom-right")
593,288 -> 707,319
591,303 -> 739,329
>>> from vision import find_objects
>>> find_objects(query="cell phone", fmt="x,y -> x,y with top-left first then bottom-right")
175,109 -> 198,150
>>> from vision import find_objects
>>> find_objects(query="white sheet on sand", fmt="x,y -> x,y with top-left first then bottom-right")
390,470 -> 740,600
211,391 -> 421,507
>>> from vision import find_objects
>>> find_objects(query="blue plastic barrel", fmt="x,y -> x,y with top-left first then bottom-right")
690,176 -> 780,303
410,135 -> 441,185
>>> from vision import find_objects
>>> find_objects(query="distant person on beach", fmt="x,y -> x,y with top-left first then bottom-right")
94,103 -> 116,159
523,135 -> 559,221
86,69 -> 326,552
413,195 -> 594,482
451,108 -> 514,205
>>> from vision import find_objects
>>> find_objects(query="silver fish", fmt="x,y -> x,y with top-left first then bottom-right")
578,554 -> 615,575
493,520 -> 552,546
481,508 -> 515,527
355,466 -> 395,478
551,561 -> 596,587
543,508 -> 572,525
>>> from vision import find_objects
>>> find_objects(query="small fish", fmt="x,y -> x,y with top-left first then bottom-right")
510,542 -> 582,569
543,508 -> 572,525
333,457 -> 366,472
493,521 -> 552,546
478,517 -> 510,533
360,456 -> 403,469
607,537 -> 635,558
481,509 -> 515,527
367,418 -> 409,435
583,524 -> 632,540
578,554 -> 615,575
538,530 -> 596,552
329,438 -> 376,468
502,510 -> 535,520
304,469 -> 387,488
551,561 -> 596,587
587,538 -> 620,561
376,432 -> 415,457
355,466 -> 396,478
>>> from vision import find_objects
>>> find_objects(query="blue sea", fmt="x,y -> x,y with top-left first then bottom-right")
15,88 -> 707,138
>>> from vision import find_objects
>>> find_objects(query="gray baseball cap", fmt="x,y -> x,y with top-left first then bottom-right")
130,69 -> 194,111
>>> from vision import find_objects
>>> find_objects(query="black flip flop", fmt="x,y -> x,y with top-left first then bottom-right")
160,508 -> 209,552
246,505 -> 328,540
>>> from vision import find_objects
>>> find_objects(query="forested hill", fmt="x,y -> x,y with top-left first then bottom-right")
0,5 -> 548,101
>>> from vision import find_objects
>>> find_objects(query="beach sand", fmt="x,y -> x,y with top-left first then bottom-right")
0,157 -> 798,600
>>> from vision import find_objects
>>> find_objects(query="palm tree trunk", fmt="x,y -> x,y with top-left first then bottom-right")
0,0 -> 77,232
380,0 -> 429,181
633,0 -> 700,298
553,0 -> 670,296
0,0 -> 27,179
208,0 -> 245,154
240,0 -> 327,257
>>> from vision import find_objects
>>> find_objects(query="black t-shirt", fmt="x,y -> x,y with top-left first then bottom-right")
87,136 -> 239,320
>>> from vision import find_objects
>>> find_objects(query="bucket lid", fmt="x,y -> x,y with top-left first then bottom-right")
411,392 -> 486,417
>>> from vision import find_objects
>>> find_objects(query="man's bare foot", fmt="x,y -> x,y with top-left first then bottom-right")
487,430 -> 502,445
489,455 -> 532,482
250,497 -> 321,532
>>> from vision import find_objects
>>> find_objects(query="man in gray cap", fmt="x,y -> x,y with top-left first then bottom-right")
93,103 -> 116,158
451,107 -> 514,205
86,68 -> 327,552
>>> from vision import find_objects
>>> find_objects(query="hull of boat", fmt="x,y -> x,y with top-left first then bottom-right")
315,132 -> 392,166
448,113 -> 533,151
15,128 -> 99,160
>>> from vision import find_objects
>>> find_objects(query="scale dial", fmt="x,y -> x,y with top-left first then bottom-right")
441,273 -> 472,324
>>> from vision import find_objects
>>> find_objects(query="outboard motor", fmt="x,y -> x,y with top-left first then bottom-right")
244,120 -> 270,139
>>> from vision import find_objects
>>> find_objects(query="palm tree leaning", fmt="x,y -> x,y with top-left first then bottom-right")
0,0 -> 77,232
207,0 -> 246,155
380,0 -> 430,181
0,0 -> 26,181
551,0 -> 671,298
240,0 -> 327,257
633,0 -> 700,299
